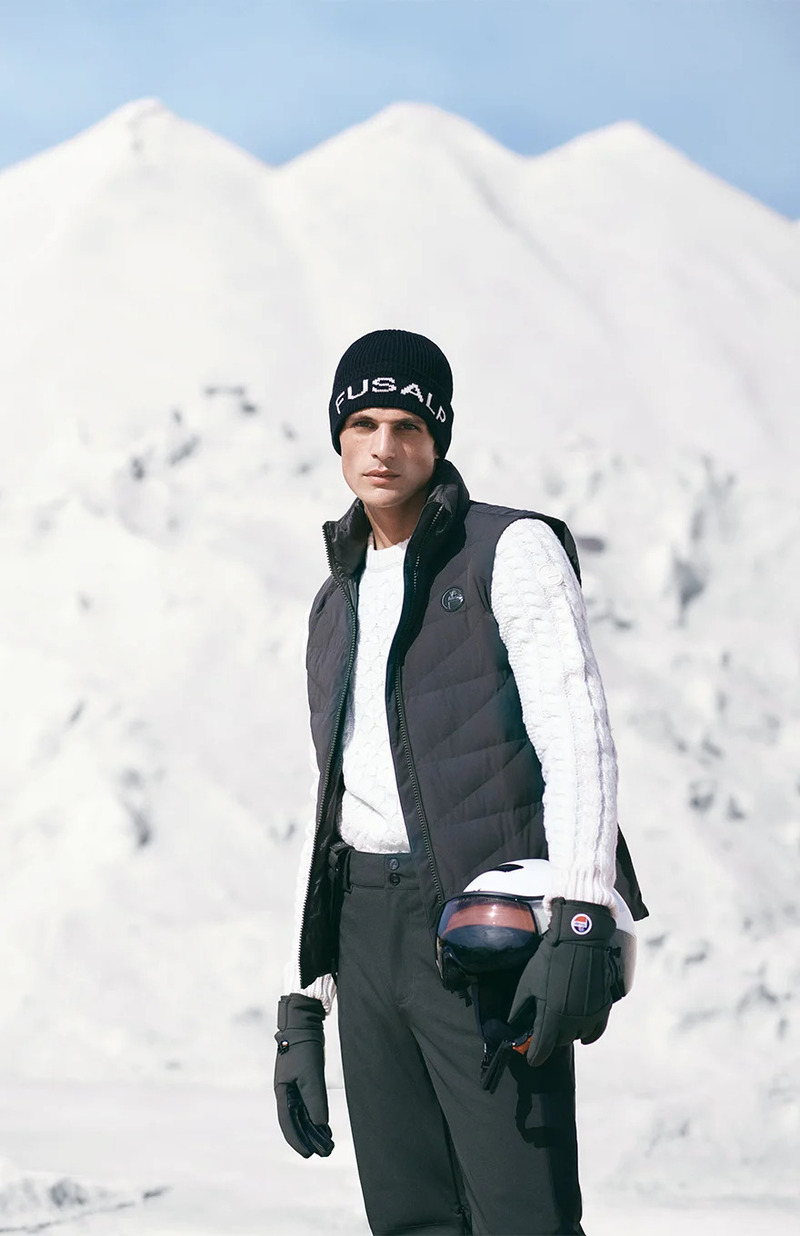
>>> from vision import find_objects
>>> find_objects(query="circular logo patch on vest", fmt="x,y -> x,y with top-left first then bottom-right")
441,587 -> 465,612
570,913 -> 593,935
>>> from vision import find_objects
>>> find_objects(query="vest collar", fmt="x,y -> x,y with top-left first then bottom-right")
323,460 -> 471,584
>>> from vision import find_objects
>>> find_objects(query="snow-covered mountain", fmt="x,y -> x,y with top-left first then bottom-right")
1,98 -> 798,480
0,100 -> 797,1204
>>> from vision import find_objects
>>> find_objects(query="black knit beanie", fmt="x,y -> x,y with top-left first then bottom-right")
329,329 -> 454,457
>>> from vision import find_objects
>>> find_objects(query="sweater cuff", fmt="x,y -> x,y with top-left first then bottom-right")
547,865 -> 618,917
295,973 -> 337,1016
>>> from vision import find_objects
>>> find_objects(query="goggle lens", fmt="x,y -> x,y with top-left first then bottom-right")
436,894 -> 540,990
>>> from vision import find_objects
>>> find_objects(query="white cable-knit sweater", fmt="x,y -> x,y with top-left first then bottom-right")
286,518 -> 618,1012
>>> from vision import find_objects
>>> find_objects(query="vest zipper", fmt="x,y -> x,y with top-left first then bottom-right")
298,532 -> 358,982
390,507 -> 446,909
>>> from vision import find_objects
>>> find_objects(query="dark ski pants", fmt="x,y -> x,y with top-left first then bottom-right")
336,851 -> 585,1236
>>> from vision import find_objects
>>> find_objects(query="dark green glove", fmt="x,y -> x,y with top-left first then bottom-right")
507,898 -> 619,1069
274,994 -> 334,1158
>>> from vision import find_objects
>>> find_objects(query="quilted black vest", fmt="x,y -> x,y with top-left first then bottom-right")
300,460 -> 647,988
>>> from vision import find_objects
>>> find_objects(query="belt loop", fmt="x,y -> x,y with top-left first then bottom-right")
328,839 -> 353,894
341,845 -> 352,893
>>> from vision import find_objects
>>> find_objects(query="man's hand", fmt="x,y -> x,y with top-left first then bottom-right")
508,898 -> 619,1068
274,994 -> 334,1158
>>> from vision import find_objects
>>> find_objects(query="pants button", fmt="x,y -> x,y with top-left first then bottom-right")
388,857 -> 400,871
389,872 -> 401,886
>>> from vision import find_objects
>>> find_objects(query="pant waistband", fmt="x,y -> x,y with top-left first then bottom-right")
347,849 -> 417,889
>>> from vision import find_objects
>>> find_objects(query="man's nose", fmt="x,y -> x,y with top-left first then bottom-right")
372,425 -> 396,459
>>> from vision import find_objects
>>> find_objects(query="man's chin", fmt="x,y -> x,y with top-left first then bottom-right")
359,480 -> 404,502
361,492 -> 403,512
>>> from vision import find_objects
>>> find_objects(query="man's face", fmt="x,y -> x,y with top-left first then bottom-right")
339,407 -> 439,517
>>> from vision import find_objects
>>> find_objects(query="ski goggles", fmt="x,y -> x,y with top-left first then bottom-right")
435,893 -> 542,993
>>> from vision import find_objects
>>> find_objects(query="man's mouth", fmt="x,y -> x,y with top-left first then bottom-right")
365,470 -> 400,479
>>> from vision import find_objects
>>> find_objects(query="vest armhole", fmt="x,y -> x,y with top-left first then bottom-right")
490,512 -> 582,588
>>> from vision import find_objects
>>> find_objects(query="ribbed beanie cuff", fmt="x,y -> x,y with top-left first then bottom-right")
329,329 -> 454,457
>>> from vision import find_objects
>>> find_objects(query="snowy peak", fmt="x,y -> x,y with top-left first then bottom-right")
84,96 -> 273,177
80,96 -> 211,170
88,95 -> 173,144
282,98 -> 520,187
561,118 -> 681,157
533,116 -> 791,226
0,99 -> 305,467
339,100 -> 520,162
549,117 -> 711,189
99,96 -> 170,125
0,95 -> 271,209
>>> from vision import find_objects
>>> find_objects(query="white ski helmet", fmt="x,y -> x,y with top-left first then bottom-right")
436,858 -> 636,998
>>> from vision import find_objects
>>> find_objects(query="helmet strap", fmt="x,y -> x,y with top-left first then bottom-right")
470,974 -> 529,1094
479,1037 -> 513,1093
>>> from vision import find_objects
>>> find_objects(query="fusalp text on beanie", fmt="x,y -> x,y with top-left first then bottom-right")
329,329 -> 454,457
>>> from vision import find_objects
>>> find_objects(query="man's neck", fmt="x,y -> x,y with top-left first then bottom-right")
365,498 -> 427,550
367,517 -> 414,551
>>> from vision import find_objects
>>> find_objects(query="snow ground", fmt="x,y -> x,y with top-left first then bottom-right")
0,1082 -> 796,1236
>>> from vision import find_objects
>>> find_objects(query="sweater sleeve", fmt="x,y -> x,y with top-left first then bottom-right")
282,736 -> 337,1014
490,518 -> 618,914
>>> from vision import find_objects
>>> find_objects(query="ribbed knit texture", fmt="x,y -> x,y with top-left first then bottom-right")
287,518 -> 618,1012
329,329 -> 454,457
491,519 -> 618,911
339,539 -> 411,852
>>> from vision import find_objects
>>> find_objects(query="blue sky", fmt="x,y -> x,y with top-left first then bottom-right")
1,0 -> 798,216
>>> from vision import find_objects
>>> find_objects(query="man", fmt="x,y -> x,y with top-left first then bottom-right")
275,329 -> 647,1235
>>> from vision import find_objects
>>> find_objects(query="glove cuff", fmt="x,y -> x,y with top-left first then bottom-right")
277,993 -> 326,1033
548,898 -> 616,944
